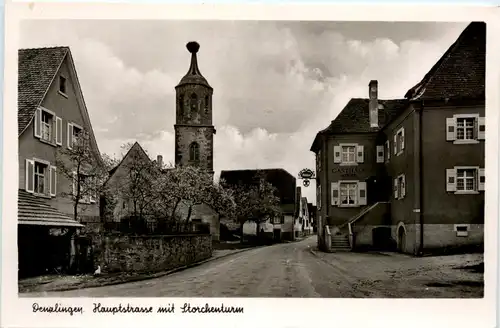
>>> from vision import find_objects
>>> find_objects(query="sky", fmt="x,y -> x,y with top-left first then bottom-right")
19,20 -> 468,203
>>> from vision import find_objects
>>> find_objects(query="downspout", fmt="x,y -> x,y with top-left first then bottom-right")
418,101 -> 424,255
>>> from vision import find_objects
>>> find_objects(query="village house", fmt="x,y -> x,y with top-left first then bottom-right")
311,22 -> 485,255
17,46 -> 104,276
220,168 -> 298,242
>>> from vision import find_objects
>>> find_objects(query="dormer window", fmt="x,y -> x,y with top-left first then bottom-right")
59,76 -> 67,96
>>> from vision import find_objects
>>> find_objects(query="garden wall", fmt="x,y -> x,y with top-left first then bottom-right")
97,234 -> 212,273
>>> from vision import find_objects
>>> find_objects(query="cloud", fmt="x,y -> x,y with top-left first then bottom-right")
20,20 -> 467,203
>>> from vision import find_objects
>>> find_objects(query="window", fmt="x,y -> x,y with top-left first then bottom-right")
446,167 -> 484,194
67,123 -> 83,149
457,168 -> 476,191
179,94 -> 184,110
454,224 -> 469,237
34,107 -> 61,145
34,162 -> 47,194
394,127 -> 405,156
342,146 -> 356,164
334,144 -> 364,165
189,142 -> 200,162
190,93 -> 198,114
59,76 -> 67,95
446,114 -> 485,143
394,174 -> 406,200
41,111 -> 53,142
25,159 -> 56,197
204,95 -> 209,113
331,181 -> 367,207
73,172 -> 96,203
376,145 -> 384,163
457,117 -> 475,140
340,182 -> 357,205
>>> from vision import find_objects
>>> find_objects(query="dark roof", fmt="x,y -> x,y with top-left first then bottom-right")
405,22 -> 485,101
176,42 -> 212,89
220,168 -> 296,205
18,47 -> 69,135
18,190 -> 83,227
310,98 -> 407,152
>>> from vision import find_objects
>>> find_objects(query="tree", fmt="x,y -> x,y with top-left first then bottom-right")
116,144 -> 161,224
228,172 -> 282,240
56,130 -> 107,222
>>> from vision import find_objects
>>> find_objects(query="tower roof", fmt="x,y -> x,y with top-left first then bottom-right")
176,41 -> 212,89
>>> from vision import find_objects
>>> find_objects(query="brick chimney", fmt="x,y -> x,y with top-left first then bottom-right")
157,155 -> 163,168
369,80 -> 378,128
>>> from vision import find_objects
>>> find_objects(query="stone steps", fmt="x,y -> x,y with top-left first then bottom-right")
331,235 -> 351,251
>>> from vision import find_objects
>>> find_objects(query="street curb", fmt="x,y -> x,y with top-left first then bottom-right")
20,246 -> 263,294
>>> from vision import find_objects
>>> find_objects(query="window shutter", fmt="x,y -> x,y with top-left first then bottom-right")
67,123 -> 74,149
72,171 -> 77,196
401,175 -> 406,198
34,108 -> 42,138
356,145 -> 364,163
50,166 -> 57,197
393,134 -> 397,155
25,159 -> 35,193
478,117 -> 485,140
376,145 -> 384,163
446,117 -> 456,141
333,146 -> 341,163
56,117 -> 63,145
394,178 -> 398,199
478,168 -> 485,191
331,182 -> 339,206
386,140 -> 390,160
446,168 -> 457,192
358,181 -> 367,205
401,128 -> 405,150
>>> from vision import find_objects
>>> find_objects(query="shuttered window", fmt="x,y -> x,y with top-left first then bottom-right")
446,114 -> 484,142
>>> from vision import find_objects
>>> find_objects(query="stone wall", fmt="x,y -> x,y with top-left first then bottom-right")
98,234 -> 212,273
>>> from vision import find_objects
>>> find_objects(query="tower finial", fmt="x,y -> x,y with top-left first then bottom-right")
186,41 -> 200,54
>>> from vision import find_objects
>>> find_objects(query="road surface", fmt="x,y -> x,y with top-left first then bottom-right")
23,236 -> 483,298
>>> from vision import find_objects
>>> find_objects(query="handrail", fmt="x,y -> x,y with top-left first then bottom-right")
339,201 -> 390,229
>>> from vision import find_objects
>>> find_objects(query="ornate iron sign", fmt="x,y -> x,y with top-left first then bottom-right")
298,168 -> 316,187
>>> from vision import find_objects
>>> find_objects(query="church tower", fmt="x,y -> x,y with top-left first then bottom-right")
174,41 -> 215,176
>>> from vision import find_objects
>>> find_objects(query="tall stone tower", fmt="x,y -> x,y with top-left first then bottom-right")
174,41 -> 215,176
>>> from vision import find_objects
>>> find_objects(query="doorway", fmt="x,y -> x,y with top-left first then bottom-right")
397,226 -> 406,253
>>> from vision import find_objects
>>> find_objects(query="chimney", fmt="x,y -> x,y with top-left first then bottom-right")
157,155 -> 163,168
369,80 -> 378,128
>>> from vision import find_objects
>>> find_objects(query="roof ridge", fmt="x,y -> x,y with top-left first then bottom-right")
19,46 -> 70,51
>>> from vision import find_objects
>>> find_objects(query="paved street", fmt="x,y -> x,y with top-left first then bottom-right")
23,236 -> 483,298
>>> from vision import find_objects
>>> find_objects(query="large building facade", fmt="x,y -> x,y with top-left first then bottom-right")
311,22 -> 485,255
174,41 -> 220,240
17,47 -> 103,276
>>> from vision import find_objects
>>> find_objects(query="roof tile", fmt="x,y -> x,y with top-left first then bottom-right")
18,47 -> 69,135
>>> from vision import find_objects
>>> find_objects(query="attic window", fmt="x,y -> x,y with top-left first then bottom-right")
59,76 -> 67,95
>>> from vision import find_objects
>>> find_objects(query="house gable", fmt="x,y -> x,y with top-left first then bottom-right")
18,46 -> 104,167
105,142 -> 152,189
